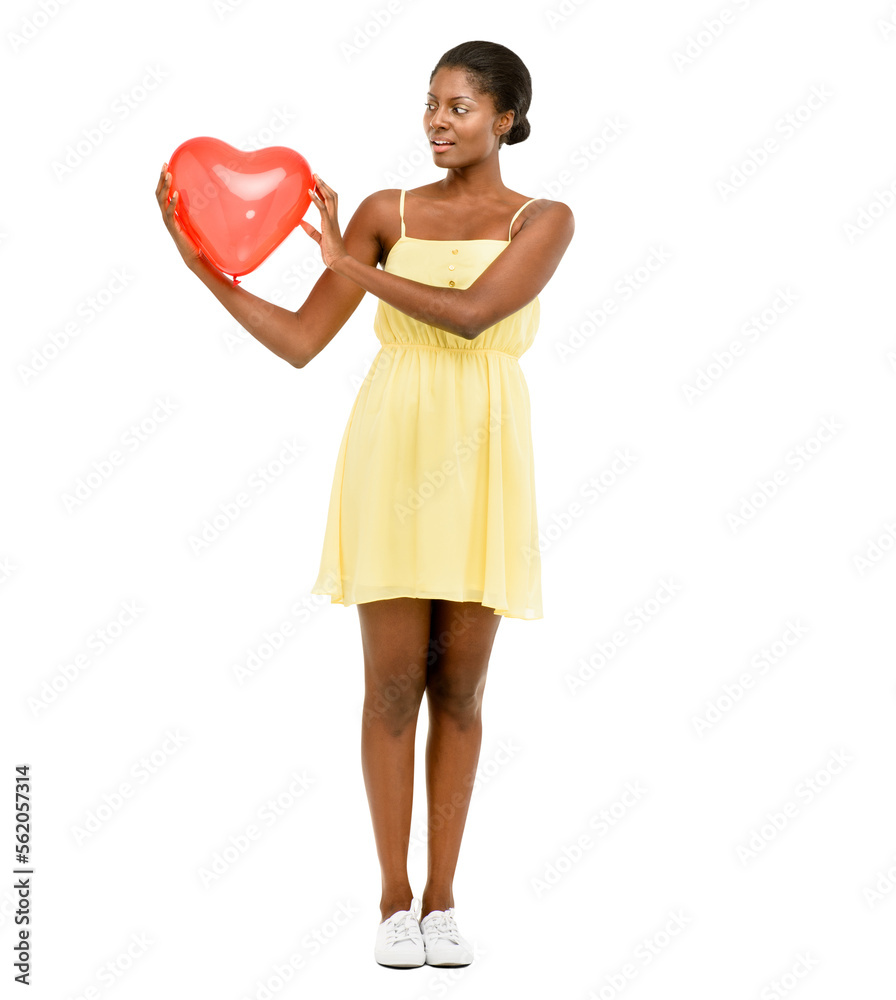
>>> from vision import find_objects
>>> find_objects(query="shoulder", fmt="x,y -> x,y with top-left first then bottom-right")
352,188 -> 400,216
518,198 -> 575,243
522,197 -> 574,228
343,189 -> 403,245
352,187 -> 415,226
360,185 -> 435,208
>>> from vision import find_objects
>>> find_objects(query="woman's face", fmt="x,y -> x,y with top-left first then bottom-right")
424,66 -> 513,162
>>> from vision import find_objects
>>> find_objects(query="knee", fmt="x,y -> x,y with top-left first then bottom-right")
363,669 -> 425,735
427,676 -> 484,728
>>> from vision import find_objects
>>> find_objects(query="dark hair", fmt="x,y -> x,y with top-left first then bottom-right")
430,40 -> 532,148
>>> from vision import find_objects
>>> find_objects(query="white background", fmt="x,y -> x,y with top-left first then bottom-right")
4,0 -> 896,996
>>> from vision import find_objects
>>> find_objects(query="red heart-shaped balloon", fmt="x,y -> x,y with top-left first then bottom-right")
168,136 -> 314,280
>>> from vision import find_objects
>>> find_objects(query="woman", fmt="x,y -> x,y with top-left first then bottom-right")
156,39 -> 574,969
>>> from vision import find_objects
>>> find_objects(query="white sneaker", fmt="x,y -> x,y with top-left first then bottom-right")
420,907 -> 473,967
374,897 -> 425,968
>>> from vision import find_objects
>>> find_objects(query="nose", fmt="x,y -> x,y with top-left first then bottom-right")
428,106 -> 448,132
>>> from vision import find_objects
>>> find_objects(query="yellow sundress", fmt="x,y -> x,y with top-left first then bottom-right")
310,188 -> 542,619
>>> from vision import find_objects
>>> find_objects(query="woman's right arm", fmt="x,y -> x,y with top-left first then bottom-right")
155,165 -> 383,368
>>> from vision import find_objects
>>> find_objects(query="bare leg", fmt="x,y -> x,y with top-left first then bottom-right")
421,600 -> 502,919
357,597 -> 431,922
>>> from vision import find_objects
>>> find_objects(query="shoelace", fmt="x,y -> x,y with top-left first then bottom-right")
386,908 -> 422,946
422,908 -> 460,943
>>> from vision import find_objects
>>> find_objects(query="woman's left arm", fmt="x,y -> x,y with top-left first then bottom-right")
307,177 -> 575,341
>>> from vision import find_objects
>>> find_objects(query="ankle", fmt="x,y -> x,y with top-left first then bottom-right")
420,890 -> 455,917
379,891 -> 414,922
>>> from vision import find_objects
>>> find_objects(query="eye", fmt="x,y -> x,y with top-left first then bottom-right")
423,103 -> 468,114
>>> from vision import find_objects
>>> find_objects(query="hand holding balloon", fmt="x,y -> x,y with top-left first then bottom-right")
155,163 -> 207,272
301,175 -> 349,270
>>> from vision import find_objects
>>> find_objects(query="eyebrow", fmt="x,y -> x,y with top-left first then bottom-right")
426,91 -> 477,102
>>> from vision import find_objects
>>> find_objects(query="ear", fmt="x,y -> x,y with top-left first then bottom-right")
497,109 -> 515,138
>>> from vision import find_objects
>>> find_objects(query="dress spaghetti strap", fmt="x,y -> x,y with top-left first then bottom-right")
399,188 -> 406,237
508,198 -> 536,241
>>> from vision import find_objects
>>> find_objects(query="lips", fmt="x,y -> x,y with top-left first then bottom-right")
431,138 -> 454,146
